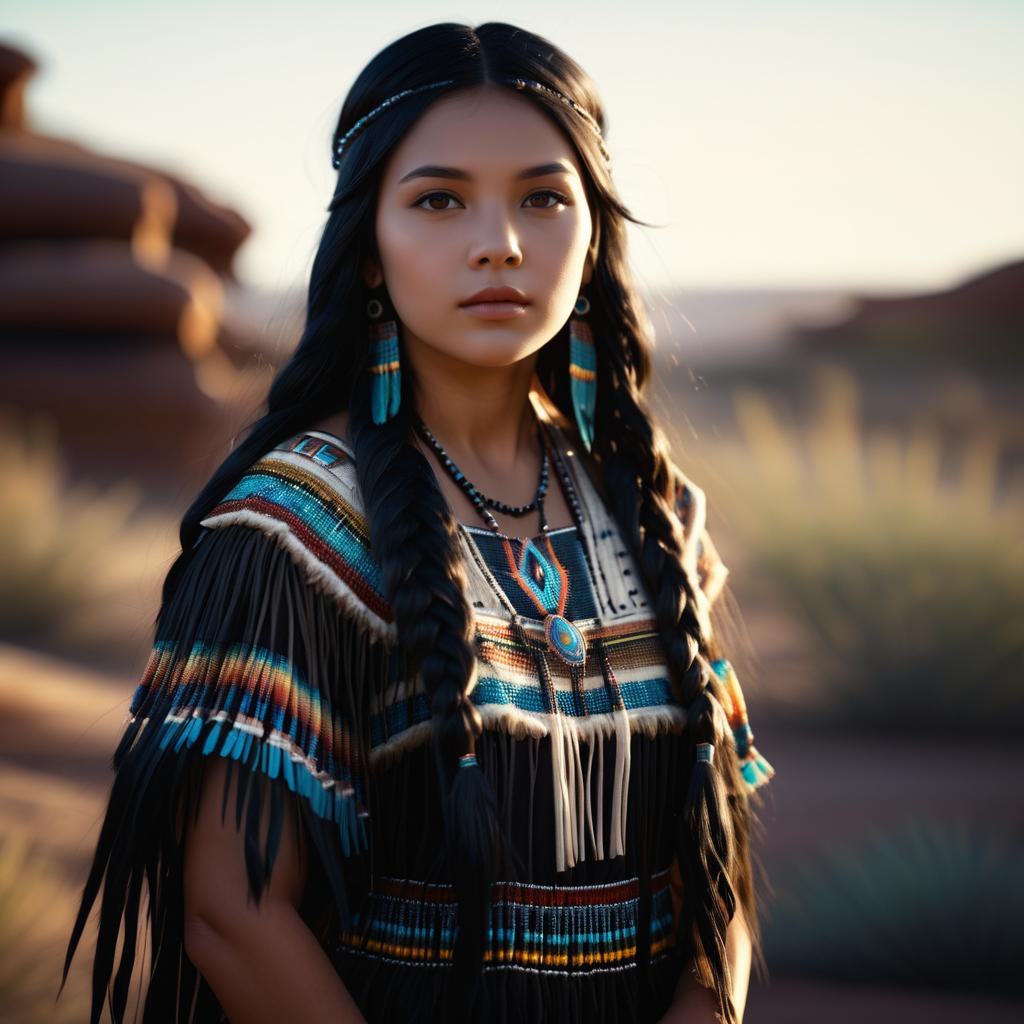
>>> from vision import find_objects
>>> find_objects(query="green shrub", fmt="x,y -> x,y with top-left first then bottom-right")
764,818 -> 1023,994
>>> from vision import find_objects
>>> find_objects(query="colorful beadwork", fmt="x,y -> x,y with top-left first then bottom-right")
64,393 -> 774,1024
339,868 -> 676,972
499,531 -> 589,669
709,658 -> 775,791
369,319 -> 402,424
197,409 -> 772,873
133,638 -> 368,856
201,438 -> 394,634
568,316 -> 597,453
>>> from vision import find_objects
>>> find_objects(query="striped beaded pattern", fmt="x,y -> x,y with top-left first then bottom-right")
369,320 -> 402,423
369,615 -> 681,748
201,437 -> 396,635
568,317 -> 597,451
128,638 -> 368,854
195,417 -> 770,842
205,432 -> 688,755
338,868 -> 675,972
709,657 -> 776,791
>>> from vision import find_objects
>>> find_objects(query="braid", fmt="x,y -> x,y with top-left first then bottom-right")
591,350 -> 755,1024
347,346 -> 507,1017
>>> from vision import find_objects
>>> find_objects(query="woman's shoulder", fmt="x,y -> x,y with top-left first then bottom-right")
201,418 -> 363,526
197,418 -> 396,640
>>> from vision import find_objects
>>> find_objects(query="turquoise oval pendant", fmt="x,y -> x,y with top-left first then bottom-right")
544,613 -> 587,667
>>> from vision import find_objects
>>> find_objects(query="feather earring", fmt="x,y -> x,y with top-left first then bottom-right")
367,291 -> 401,424
568,292 -> 597,452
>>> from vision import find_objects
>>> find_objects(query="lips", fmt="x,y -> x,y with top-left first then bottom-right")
459,285 -> 529,306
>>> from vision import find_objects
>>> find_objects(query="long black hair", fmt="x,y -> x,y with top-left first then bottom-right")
166,21 -> 764,1023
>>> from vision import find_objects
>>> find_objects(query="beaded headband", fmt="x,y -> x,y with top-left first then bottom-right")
332,76 -> 611,169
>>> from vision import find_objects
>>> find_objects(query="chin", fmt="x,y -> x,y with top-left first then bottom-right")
443,335 -> 540,369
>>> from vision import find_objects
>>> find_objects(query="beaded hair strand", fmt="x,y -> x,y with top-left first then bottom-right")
332,76 -> 612,168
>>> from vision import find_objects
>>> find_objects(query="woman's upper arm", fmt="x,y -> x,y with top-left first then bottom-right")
183,756 -> 308,942
63,444 -> 390,1020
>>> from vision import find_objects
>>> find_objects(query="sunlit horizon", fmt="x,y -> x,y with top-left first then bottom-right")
4,0 -> 1021,296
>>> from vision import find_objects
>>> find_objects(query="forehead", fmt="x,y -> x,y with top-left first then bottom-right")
382,85 -> 583,182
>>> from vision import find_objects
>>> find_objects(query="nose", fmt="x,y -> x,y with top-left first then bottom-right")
467,205 -> 523,268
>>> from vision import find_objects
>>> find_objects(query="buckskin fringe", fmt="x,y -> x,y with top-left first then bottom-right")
59,523 -> 390,1024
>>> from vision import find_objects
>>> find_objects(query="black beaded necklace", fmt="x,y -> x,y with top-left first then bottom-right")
412,415 -> 550,534
413,412 -> 592,668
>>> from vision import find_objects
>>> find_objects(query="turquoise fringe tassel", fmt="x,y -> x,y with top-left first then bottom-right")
708,656 -> 776,794
569,318 -> 596,451
370,322 -> 401,424
155,712 -> 368,857
739,747 -> 776,791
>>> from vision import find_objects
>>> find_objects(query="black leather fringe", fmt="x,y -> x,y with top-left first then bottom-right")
58,520 -> 695,1022
58,524 -> 387,1023
333,725 -> 688,1022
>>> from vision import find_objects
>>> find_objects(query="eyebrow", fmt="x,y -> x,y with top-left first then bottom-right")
397,162 -> 573,184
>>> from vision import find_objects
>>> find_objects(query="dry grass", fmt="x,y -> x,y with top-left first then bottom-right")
0,406 -> 180,668
690,364 -> 1024,734
0,829 -> 95,1023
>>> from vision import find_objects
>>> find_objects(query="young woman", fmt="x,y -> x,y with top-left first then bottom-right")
60,21 -> 774,1024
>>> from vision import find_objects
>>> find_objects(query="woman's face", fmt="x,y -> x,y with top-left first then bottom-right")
369,84 -> 594,370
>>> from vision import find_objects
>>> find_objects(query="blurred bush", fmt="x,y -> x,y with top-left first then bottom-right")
703,365 -> 1024,736
0,406 -> 177,668
764,818 -> 1023,994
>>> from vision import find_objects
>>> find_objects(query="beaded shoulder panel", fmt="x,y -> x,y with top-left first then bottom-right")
199,429 -> 397,642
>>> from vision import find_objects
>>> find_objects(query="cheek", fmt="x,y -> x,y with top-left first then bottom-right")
377,213 -> 446,298
536,212 -> 591,287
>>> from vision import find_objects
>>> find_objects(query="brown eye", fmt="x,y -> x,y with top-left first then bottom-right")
413,189 -> 569,212
525,189 -> 570,209
415,192 -> 461,211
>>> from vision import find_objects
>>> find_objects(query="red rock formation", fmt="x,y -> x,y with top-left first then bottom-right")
792,260 -> 1023,367
0,39 -> 264,492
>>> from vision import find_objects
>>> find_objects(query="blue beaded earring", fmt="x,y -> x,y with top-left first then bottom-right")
367,290 -> 401,424
569,291 -> 597,452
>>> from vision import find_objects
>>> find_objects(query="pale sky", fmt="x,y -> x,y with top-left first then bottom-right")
3,0 -> 1021,295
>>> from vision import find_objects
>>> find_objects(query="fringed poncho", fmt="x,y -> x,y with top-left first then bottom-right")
63,391 -> 773,1023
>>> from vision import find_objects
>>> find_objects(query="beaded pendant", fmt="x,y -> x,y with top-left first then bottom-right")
502,533 -> 587,667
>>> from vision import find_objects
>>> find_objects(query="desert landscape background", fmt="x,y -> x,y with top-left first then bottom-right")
1,6 -> 1022,1022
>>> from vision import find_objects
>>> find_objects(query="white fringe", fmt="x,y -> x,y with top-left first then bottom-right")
608,704 -> 632,863
364,699 -> 687,869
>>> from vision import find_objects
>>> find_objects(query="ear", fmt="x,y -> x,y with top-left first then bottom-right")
581,233 -> 598,286
581,257 -> 594,287
361,256 -> 383,289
